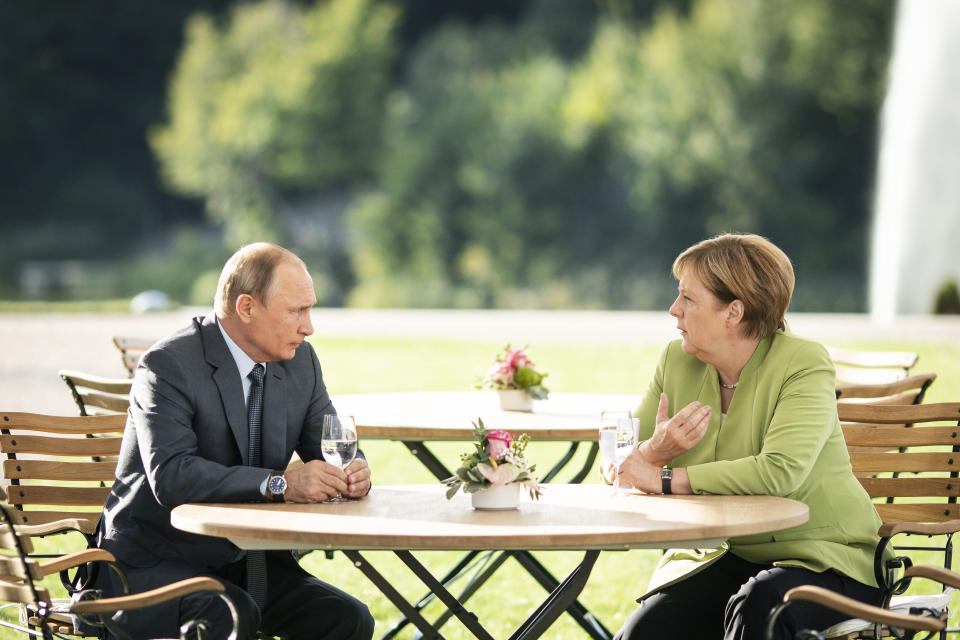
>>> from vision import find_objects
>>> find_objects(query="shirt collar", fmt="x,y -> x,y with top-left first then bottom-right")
216,315 -> 262,379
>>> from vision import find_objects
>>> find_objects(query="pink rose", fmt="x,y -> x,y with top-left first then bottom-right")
485,429 -> 514,460
506,347 -> 531,369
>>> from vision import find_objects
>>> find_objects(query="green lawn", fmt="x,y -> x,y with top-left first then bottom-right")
7,335 -> 960,639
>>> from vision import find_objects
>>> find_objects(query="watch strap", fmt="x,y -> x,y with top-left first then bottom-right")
661,467 -> 673,495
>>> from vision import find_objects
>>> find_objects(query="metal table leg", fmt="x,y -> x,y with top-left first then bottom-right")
387,439 -> 611,640
346,548 -> 603,640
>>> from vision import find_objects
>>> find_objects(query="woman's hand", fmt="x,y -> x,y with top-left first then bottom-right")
638,393 -> 711,467
617,448 -> 663,494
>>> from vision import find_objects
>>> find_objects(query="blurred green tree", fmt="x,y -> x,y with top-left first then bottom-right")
348,0 -> 892,310
150,0 -> 398,245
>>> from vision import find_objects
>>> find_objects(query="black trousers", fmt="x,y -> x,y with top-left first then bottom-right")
92,550 -> 374,640
614,552 -> 883,640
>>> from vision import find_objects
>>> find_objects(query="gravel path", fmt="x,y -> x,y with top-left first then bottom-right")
2,308 -> 957,415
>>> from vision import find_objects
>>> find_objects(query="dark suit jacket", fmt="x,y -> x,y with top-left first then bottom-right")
96,313 -> 335,569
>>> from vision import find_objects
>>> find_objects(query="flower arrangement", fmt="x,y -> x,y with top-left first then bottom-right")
476,344 -> 549,400
443,419 -> 542,500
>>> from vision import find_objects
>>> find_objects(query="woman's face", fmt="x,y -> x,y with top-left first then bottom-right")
669,273 -> 731,361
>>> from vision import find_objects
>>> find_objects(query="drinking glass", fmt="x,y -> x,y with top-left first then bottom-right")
613,417 -> 638,496
321,414 -> 358,502
599,410 -> 631,494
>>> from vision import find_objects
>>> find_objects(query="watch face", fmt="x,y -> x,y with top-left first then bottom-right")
268,474 -> 287,495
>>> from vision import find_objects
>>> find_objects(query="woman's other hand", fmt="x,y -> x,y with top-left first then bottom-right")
639,393 -> 711,466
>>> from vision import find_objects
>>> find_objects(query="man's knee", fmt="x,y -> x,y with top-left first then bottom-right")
181,584 -> 259,640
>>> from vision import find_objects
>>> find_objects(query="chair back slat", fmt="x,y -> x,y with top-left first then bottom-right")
0,555 -> 44,581
0,581 -> 50,606
9,485 -> 112,507
0,435 -> 123,457
3,460 -> 118,482
858,477 -> 960,498
851,452 -> 960,474
874,503 -> 960,523
842,425 -> 959,448
839,403 -> 960,424
1,413 -> 126,434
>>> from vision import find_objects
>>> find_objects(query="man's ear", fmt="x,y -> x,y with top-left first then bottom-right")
235,294 -> 255,323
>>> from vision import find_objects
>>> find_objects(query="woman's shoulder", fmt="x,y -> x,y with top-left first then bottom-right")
765,330 -> 834,378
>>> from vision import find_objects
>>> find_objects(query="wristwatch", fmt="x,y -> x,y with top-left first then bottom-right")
660,467 -> 673,495
266,471 -> 287,502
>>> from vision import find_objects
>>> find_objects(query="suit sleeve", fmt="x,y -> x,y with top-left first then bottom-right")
686,343 -> 838,496
132,349 -> 267,506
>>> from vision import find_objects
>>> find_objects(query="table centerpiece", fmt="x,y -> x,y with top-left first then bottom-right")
443,419 -> 542,509
476,344 -> 549,411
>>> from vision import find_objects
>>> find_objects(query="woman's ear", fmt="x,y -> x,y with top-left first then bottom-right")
726,299 -> 745,327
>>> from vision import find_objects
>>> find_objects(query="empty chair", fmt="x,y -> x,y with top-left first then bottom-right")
112,336 -> 155,378
59,369 -> 132,416
835,372 -> 937,406
828,346 -> 919,385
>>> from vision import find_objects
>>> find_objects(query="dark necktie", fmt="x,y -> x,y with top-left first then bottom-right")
246,363 -> 267,610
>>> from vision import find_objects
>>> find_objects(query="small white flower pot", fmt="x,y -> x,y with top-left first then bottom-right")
497,389 -> 534,412
471,483 -> 521,510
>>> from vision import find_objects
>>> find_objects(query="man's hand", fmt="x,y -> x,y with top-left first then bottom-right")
343,458 -> 371,498
638,393 -> 711,466
283,460 -> 350,503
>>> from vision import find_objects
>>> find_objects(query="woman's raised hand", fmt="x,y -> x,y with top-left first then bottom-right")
639,393 -> 711,466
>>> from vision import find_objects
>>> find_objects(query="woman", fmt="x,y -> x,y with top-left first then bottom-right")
615,234 -> 886,640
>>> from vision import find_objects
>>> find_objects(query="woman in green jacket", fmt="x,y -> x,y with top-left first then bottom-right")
615,234 -> 885,640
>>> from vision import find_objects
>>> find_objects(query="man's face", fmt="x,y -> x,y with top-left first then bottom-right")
240,261 -> 316,362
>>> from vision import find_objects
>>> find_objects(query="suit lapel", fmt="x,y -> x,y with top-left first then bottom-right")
198,314 -> 249,465
261,363 -> 287,470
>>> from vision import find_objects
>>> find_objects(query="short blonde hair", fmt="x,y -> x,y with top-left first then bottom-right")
215,243 -> 306,317
672,233 -> 794,339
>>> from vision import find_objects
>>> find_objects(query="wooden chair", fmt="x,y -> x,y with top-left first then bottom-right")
0,412 -> 126,537
766,564 -> 957,639
828,346 -> 920,385
59,370 -> 132,416
836,372 -> 937,406
0,489 -> 238,640
112,336 -> 155,378
797,402 -> 960,639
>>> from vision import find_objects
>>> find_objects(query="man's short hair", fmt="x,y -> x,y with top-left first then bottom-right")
215,243 -> 306,317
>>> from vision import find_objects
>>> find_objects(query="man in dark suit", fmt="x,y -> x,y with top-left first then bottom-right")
93,243 -> 374,639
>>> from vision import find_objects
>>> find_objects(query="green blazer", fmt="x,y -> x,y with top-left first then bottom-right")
635,329 -> 884,598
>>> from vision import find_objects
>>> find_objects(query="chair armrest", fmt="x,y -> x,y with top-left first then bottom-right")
784,585 -> 944,633
15,518 -> 99,537
39,549 -> 115,576
879,519 -> 960,537
904,564 -> 960,590
70,577 -> 226,615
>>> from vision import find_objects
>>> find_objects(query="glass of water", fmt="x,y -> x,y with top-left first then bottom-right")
599,410 -> 631,493
321,414 -> 358,502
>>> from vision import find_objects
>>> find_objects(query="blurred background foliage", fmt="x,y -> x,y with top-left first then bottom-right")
0,0 -> 894,310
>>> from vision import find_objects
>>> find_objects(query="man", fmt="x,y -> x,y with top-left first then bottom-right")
94,243 -> 375,639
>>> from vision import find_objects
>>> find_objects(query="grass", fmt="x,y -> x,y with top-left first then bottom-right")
5,334 -> 960,639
